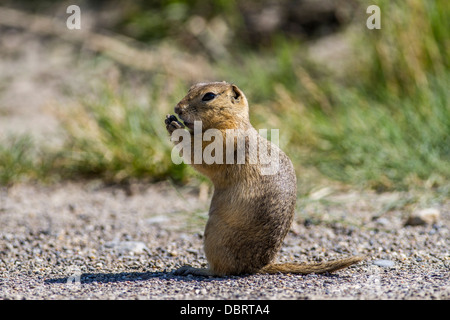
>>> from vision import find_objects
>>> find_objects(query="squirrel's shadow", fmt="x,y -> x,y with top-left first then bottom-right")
44,271 -> 238,285
44,271 -> 341,285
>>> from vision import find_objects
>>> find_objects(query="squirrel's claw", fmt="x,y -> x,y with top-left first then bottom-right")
165,114 -> 184,133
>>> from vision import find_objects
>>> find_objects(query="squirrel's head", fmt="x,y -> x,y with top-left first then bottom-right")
174,82 -> 250,131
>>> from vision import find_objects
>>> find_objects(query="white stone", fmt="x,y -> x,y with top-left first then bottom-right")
406,208 -> 440,226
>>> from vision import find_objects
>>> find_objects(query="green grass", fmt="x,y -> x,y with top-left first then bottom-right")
50,81 -> 192,183
0,135 -> 46,185
308,75 -> 449,191
0,0 -> 448,193
305,0 -> 449,191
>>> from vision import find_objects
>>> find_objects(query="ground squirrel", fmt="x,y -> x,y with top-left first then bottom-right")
165,81 -> 364,276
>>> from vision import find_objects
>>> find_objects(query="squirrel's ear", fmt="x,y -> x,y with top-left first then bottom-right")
230,84 -> 243,104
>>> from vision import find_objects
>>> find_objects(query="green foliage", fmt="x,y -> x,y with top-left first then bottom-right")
116,0 -> 239,43
360,0 -> 449,97
308,75 -> 449,191
52,82 -> 191,183
306,0 -> 449,190
0,0 -> 448,193
0,136 -> 37,185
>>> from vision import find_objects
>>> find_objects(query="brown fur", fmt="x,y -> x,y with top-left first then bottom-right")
165,82 -> 365,276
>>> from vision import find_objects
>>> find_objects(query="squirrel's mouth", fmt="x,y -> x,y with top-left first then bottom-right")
178,115 -> 195,131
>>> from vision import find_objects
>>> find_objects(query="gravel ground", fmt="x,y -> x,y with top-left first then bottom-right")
0,182 -> 448,300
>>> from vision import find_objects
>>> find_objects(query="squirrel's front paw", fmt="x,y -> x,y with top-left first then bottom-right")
165,114 -> 185,134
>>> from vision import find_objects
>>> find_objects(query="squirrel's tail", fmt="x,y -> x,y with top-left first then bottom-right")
259,256 -> 365,275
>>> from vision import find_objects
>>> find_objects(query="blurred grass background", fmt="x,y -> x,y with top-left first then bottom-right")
0,0 -> 448,195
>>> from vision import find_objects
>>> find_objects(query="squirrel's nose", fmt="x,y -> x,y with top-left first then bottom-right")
174,105 -> 182,115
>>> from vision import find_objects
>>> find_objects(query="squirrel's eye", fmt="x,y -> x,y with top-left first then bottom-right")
202,92 -> 216,101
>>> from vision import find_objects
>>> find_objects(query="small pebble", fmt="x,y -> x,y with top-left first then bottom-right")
405,208 -> 440,226
372,259 -> 395,268
104,241 -> 148,254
